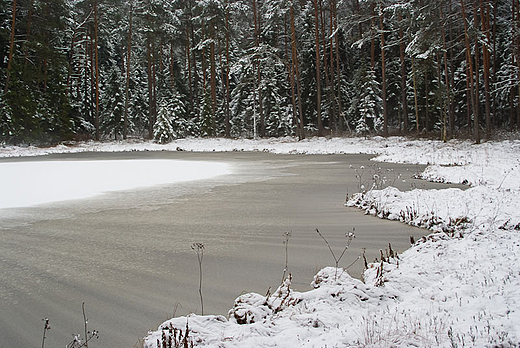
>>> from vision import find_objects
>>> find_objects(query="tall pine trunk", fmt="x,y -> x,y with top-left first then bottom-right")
124,3 -> 133,140
94,0 -> 100,141
4,0 -> 17,95
492,0 -> 498,128
313,0 -> 323,136
425,68 -> 429,132
224,2 -> 231,138
291,5 -> 305,140
210,24 -> 217,133
511,0 -> 516,130
333,0 -> 344,133
436,51 -> 447,141
461,0 -> 479,143
370,3 -> 376,69
285,14 -> 298,135
379,6 -> 388,136
412,57 -> 420,135
252,0 -> 265,137
480,0 -> 492,138
440,5 -> 452,140
23,0 -> 33,69
516,0 -> 520,129
185,18 -> 193,106
147,39 -> 153,139
473,4 -> 481,144
399,13 -> 409,133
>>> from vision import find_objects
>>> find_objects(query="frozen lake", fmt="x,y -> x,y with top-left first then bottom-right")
0,151 -> 460,348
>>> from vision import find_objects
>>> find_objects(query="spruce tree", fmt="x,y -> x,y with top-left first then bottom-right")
348,61 -> 383,135
153,98 -> 175,143
101,63 -> 125,140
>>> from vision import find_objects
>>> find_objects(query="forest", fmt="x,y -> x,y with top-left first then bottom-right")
0,0 -> 519,145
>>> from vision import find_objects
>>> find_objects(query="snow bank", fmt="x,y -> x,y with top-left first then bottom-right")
2,136 -> 519,347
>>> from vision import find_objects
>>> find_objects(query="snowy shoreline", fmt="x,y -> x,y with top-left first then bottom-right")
2,136 -> 519,347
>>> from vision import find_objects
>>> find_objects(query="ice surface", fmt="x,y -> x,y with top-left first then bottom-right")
2,136 -> 519,347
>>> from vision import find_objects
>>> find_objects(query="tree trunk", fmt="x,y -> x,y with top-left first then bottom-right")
186,17 -> 193,106
440,5 -> 452,140
370,3 -> 376,69
333,0 -> 344,133
379,7 -> 388,136
124,3 -> 133,140
252,0 -> 264,137
492,0 -> 498,127
509,0 -> 516,131
448,0 -> 456,136
201,26 -> 207,91
147,39 -> 153,139
152,41 -> 157,131
399,13 -> 409,133
170,41 -> 174,90
188,0 -> 198,106
425,68 -> 429,132
473,4 -> 481,143
84,31 -> 91,123
285,13 -> 299,135
516,0 -> 520,129
291,5 -> 305,140
210,24 -> 217,131
67,27 -> 76,96
94,0 -> 100,141
436,51 -> 447,141
480,0 -> 492,138
328,0 -> 336,133
320,0 -> 333,134
461,0 -> 479,143
224,1 -> 231,138
354,0 -> 362,38
313,0 -> 323,136
4,0 -> 17,95
412,57 -> 419,135
23,0 -> 33,69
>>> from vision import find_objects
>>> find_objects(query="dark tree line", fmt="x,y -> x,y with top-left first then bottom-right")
0,0 -> 519,144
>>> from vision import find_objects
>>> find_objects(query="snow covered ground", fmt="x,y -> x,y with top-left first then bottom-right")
2,136 -> 519,347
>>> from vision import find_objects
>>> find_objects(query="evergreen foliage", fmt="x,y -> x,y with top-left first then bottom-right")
349,61 -> 383,135
1,0 -> 519,144
153,98 -> 175,143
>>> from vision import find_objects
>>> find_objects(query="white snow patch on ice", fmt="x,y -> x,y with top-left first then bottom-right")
0,160 -> 231,209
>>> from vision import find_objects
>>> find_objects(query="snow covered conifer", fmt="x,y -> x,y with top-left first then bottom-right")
153,99 -> 176,144
0,94 -> 13,138
199,91 -> 215,137
101,63 -> 125,140
348,61 -> 383,135
168,87 -> 190,137
153,89 -> 188,143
